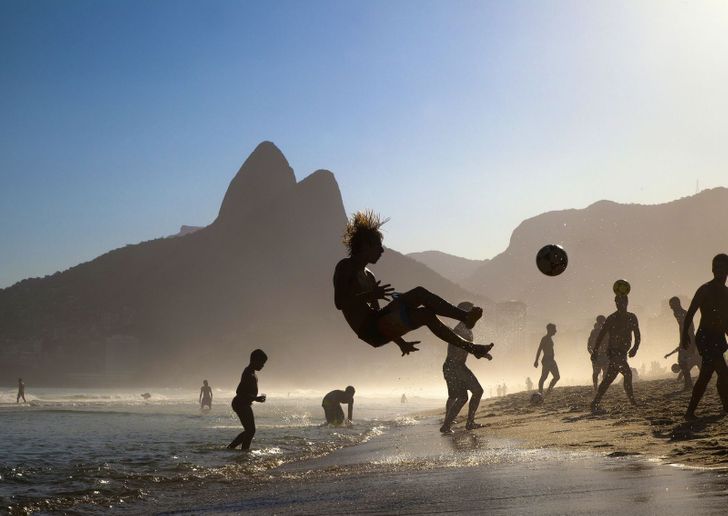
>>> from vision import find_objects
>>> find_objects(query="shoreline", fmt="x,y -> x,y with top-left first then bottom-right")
445,377 -> 728,470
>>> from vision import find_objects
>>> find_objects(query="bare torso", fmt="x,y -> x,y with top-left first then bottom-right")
695,281 -> 728,334
333,257 -> 379,333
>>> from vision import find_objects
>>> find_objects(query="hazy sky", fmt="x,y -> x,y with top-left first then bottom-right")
2,0 -> 728,288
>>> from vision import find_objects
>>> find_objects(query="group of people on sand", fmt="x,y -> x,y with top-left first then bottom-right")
532,253 -> 728,420
228,211 -> 728,449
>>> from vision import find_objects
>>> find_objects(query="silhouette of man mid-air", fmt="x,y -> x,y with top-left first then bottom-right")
682,254 -> 728,420
591,295 -> 641,411
663,296 -> 700,391
441,302 -> 486,433
587,315 -> 609,391
17,378 -> 26,404
228,349 -> 267,450
322,386 -> 355,426
333,211 -> 493,359
199,379 -> 213,410
534,323 -> 560,395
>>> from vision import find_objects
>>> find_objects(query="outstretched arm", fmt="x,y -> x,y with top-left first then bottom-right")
199,387 -> 203,403
394,337 -> 420,356
347,401 -> 353,422
665,346 -> 679,359
534,339 -> 543,367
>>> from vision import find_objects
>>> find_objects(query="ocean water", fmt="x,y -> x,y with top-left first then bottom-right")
0,388 -> 435,514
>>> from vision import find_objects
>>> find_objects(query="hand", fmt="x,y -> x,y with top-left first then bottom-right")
628,347 -> 638,358
664,354 -> 669,359
255,395 -> 266,403
533,361 -> 538,368
374,281 -> 395,301
397,340 -> 420,356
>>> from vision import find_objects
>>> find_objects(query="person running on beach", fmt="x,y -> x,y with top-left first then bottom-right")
228,349 -> 267,450
199,379 -> 213,410
682,254 -> 728,420
590,295 -> 641,411
333,211 -> 494,359
441,302 -> 486,433
17,378 -> 26,404
587,315 -> 609,391
322,386 -> 355,426
534,324 -> 560,395
663,296 -> 700,391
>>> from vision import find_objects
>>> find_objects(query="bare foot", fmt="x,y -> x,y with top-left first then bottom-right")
464,307 -> 483,329
465,421 -> 484,430
440,424 -> 454,434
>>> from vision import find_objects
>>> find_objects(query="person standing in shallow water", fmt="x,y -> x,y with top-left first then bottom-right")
321,386 -> 355,426
682,254 -> 728,420
441,302 -> 486,434
17,378 -> 26,403
228,349 -> 267,450
534,323 -> 560,395
663,296 -> 700,392
333,211 -> 493,360
590,295 -> 641,411
199,380 -> 213,410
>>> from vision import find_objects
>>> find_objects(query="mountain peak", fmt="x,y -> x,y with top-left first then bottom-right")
215,141 -> 296,225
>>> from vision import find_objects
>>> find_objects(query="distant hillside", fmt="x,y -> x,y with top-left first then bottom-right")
465,188 -> 728,331
407,250 -> 486,286
0,142 -> 482,388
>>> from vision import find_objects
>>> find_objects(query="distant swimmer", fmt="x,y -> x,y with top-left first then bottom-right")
228,349 -> 267,450
663,297 -> 700,391
401,393 -> 407,404
322,386 -> 355,426
17,378 -> 26,403
141,392 -> 151,400
682,255 -> 728,420
587,315 -> 609,391
591,295 -> 641,411
199,379 -> 213,410
441,303 -> 486,433
333,211 -> 493,359
534,323 -> 560,395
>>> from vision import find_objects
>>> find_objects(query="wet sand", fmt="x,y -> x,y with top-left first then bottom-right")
160,416 -> 728,515
466,378 -> 728,468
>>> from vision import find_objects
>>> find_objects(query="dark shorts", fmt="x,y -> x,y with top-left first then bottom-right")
201,396 -> 212,407
322,401 -> 345,425
357,302 -> 414,347
443,361 -> 481,399
696,328 -> 728,359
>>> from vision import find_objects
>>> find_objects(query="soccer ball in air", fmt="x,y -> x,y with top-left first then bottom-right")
613,279 -> 631,296
536,245 -> 568,277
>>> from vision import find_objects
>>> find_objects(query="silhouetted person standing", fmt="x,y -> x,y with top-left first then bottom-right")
322,386 -> 355,426
591,295 -> 641,411
664,296 -> 700,391
333,211 -> 493,359
534,324 -> 560,395
441,302 -> 486,433
525,377 -> 533,392
228,349 -> 267,450
587,315 -> 609,391
199,379 -> 213,410
683,254 -> 728,420
17,378 -> 26,403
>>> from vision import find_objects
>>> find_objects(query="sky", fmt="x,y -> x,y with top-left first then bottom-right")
2,0 -> 728,288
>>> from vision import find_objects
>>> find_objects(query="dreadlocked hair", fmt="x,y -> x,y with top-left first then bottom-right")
343,210 -> 388,256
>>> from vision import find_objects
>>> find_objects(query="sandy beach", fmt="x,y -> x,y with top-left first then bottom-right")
464,377 -> 728,469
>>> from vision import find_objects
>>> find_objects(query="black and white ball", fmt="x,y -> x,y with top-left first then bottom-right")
536,244 -> 568,277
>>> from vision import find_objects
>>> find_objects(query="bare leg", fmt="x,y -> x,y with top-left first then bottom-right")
547,363 -> 560,394
713,358 -> 728,411
592,363 -> 619,410
408,307 -> 492,358
442,394 -> 467,432
592,363 -> 600,392
679,361 -> 693,391
466,384 -> 484,428
538,366 -> 549,394
398,287 -> 482,327
621,364 -> 636,404
686,358 -> 714,419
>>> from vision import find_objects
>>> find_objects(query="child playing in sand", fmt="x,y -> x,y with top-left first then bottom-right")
681,254 -> 728,420
441,302 -> 486,433
228,349 -> 267,450
333,211 -> 493,359
590,296 -> 641,411
534,323 -> 560,395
